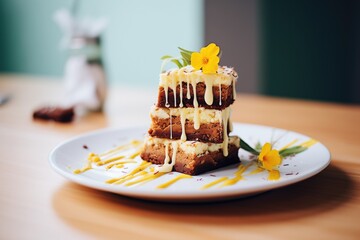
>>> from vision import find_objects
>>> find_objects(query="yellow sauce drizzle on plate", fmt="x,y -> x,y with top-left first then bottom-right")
221,164 -> 251,187
300,139 -> 317,148
268,170 -> 280,181
201,177 -> 228,189
106,161 -> 151,184
157,174 -> 192,189
125,172 -> 165,186
279,139 -> 298,151
250,166 -> 265,175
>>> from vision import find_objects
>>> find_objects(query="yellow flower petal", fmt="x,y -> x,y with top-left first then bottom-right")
262,160 -> 274,171
258,142 -> 271,162
191,52 -> 203,70
266,150 -> 282,166
201,43 -> 220,57
257,142 -> 282,171
202,56 -> 219,74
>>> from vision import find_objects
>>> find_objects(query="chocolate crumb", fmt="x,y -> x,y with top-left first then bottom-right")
283,164 -> 289,166
83,145 -> 88,149
210,174 -> 216,177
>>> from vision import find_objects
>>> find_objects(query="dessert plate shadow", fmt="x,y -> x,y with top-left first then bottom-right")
49,123 -> 331,202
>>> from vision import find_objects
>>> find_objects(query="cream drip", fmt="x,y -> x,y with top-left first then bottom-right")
180,109 -> 187,141
179,80 -> 183,107
191,75 -> 200,130
178,69 -> 184,107
186,74 -> 191,99
193,108 -> 200,130
172,74 -> 177,107
164,84 -> 169,107
157,141 -> 177,173
204,77 -> 214,105
169,108 -> 173,139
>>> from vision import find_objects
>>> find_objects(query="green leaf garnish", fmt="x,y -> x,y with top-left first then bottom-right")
240,138 -> 259,155
160,47 -> 194,71
171,59 -> 183,69
178,47 -> 193,55
160,55 -> 173,60
279,146 -> 307,158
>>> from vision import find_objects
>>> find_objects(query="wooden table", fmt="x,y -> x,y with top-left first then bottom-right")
1,75 -> 360,239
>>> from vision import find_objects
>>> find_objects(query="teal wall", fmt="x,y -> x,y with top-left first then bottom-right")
0,0 -> 204,87
260,0 -> 359,103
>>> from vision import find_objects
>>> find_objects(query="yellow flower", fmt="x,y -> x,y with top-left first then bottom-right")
191,43 -> 220,74
258,143 -> 282,171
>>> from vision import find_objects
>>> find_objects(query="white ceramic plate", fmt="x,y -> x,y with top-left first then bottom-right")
49,123 -> 331,202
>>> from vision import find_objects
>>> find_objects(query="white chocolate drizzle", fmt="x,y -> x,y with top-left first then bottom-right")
164,84 -> 169,107
179,80 -> 183,108
191,75 -> 200,130
180,109 -> 187,141
221,107 -> 231,156
178,69 -> 184,107
157,141 -> 178,172
172,74 -> 177,107
194,108 -> 200,130
204,77 -> 214,105
186,74 -> 191,99
169,108 -> 173,139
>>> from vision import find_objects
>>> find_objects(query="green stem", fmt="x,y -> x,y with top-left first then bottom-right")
240,138 -> 259,155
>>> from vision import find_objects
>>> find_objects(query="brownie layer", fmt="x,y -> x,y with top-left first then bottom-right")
140,137 -> 240,175
149,117 -> 228,143
157,82 -> 235,109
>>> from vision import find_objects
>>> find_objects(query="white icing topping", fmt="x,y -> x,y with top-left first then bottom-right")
150,106 -> 223,123
144,136 -> 240,155
159,65 -> 237,87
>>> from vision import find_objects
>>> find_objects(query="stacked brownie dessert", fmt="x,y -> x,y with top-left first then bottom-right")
140,65 -> 240,175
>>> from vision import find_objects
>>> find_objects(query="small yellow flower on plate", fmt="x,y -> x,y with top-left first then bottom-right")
191,43 -> 220,74
258,143 -> 282,171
